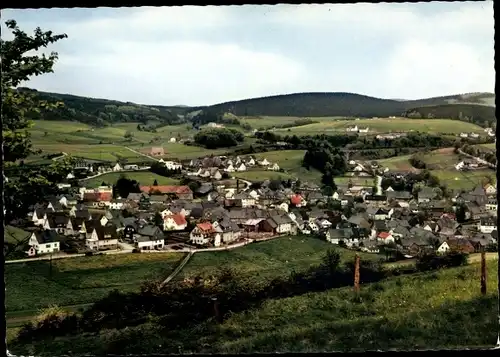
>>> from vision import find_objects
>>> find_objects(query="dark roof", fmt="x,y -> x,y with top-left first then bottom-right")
386,190 -> 412,200
137,225 -> 164,238
418,187 -> 437,200
32,230 -> 60,244
270,215 -> 292,225
94,225 -> 118,240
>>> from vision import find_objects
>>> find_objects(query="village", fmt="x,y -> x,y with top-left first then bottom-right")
9,151 -> 497,262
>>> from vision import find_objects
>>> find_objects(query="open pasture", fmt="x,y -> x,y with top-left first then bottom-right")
5,252 -> 185,313
274,118 -> 485,136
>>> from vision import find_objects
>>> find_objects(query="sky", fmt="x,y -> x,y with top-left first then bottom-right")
2,2 -> 495,106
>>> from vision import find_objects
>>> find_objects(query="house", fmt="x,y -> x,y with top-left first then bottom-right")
442,238 -> 475,254
86,225 -> 119,251
224,163 -> 235,172
236,163 -> 247,172
485,197 -> 497,215
478,217 -> 497,234
268,215 -> 295,235
164,161 -> 182,170
436,241 -> 450,254
234,192 -> 256,208
360,240 -> 380,253
109,199 -> 127,210
484,183 -> 497,196
290,194 -> 305,208
163,214 -> 188,231
213,219 -> 241,243
124,164 -> 139,170
150,147 -> 165,156
32,209 -> 48,226
459,132 -> 468,138
246,157 -> 256,166
169,137 -> 176,143
386,190 -> 412,202
377,231 -> 395,243
259,158 -> 270,166
112,163 -> 122,172
139,185 -> 193,200
189,222 -> 221,247
28,230 -> 61,255
418,187 -> 437,203
135,225 -> 165,250
325,228 -> 352,245
268,163 -> 280,171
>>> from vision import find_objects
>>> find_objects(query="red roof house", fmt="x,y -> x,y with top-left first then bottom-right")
290,194 -> 303,206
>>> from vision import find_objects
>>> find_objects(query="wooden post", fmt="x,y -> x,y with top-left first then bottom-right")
212,297 -> 221,323
480,251 -> 487,295
354,254 -> 360,294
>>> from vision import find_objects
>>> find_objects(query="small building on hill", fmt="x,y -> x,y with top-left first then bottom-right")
150,147 -> 165,156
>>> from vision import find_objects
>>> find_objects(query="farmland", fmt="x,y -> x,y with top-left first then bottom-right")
233,170 -> 295,182
5,253 -> 185,313
274,118 -> 485,136
82,171 -> 181,188
180,235 -> 379,285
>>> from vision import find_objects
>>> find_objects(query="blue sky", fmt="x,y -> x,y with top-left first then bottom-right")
2,2 -> 494,106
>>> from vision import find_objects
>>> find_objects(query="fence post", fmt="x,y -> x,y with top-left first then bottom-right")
480,251 -> 487,295
212,297 -> 221,323
354,254 -> 360,294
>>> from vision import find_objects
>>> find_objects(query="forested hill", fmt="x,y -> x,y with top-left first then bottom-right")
19,88 -> 495,127
18,88 -> 188,127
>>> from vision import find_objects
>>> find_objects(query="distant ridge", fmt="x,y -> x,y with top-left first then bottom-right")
19,88 -> 495,128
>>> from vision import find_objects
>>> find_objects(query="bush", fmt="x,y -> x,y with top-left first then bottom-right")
194,128 -> 244,149
416,251 -> 468,272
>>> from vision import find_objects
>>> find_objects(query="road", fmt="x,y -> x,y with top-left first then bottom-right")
457,148 -> 497,169
124,146 -> 160,162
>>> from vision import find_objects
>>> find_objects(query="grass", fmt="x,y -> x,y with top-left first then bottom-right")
82,171 -> 180,188
211,262 -> 498,353
247,150 -> 322,183
334,177 -> 375,186
32,144 -> 144,162
274,118 -> 485,136
377,154 -> 414,171
8,259 -> 498,354
4,225 -> 31,244
239,116 -> 344,130
180,235 -> 380,285
5,253 -> 185,313
233,170 -> 295,181
432,169 -> 496,190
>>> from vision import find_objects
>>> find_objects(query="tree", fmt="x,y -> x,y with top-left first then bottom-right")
153,179 -> 158,186
124,131 -> 133,140
153,212 -> 163,227
2,20 -> 74,222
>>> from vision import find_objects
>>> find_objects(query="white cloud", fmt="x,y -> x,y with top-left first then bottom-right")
2,2 -> 494,104
384,40 -> 495,99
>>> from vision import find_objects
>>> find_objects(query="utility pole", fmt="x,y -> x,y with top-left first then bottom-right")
480,250 -> 486,295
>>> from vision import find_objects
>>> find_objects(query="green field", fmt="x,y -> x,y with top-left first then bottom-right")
5,253 -> 185,313
180,235 -> 380,285
239,116 -> 343,130
82,171 -> 180,188
274,118 -> 485,136
233,170 -> 295,182
247,150 -> 322,183
334,176 -> 375,186
376,149 -> 496,190
9,259 -> 498,353
4,225 -> 31,244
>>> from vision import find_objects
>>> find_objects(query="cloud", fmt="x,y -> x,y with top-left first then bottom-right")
1,2 -> 494,105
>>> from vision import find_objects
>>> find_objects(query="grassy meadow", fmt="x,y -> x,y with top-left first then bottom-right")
179,235 -> 380,285
82,171 -> 180,188
233,170 -> 295,182
5,253 -> 185,314
274,118 -> 485,136
8,259 -> 498,353
376,148 -> 496,190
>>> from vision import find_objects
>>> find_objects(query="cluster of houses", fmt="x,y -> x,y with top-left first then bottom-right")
188,155 -> 280,180
459,132 -> 480,139
484,128 -> 496,137
21,168 -> 498,259
346,125 -> 369,133
454,159 -> 486,171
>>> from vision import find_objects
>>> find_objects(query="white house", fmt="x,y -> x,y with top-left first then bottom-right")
455,161 -> 466,171
271,215 -> 294,234
459,133 -> 468,138
164,161 -> 182,170
109,199 -> 126,210
346,125 -> 358,132
163,214 -> 188,231
377,232 -> 395,243
358,127 -> 369,133
259,158 -> 270,166
225,164 -> 235,173
28,230 -> 61,255
484,183 -> 497,195
246,158 -> 256,166
277,202 -> 289,212
236,163 -> 247,172
189,222 -> 221,246
436,241 -> 450,254
485,198 -> 497,216
169,137 -> 177,143
112,163 -> 122,172
86,226 -> 118,251
136,236 -> 165,250
470,132 -> 479,138
478,217 -> 497,234
66,172 -> 75,179
32,209 -> 48,226
268,163 -> 280,171
124,164 -> 139,170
